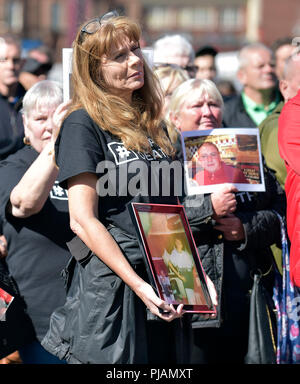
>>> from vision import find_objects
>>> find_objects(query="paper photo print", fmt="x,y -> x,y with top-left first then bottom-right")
181,128 -> 265,195
131,203 -> 216,314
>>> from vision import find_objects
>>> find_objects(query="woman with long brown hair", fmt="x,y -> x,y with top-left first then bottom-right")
42,11 -> 190,364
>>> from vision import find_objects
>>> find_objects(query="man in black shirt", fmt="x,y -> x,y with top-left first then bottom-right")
0,34 -> 25,160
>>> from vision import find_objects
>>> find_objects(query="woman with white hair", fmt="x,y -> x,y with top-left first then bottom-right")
0,80 -> 72,363
153,34 -> 197,78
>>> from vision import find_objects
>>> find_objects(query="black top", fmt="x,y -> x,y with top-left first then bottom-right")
222,94 -> 257,128
0,146 -> 74,341
55,109 -> 180,237
0,94 -> 25,160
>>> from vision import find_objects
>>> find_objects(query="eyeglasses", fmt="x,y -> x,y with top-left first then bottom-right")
154,62 -> 198,77
154,63 -> 182,70
79,10 -> 120,43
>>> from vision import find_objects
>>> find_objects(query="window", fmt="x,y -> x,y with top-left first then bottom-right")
51,2 -> 62,32
6,0 -> 23,33
146,6 -> 176,30
193,7 -> 216,29
177,8 -> 193,28
178,7 -> 216,30
220,7 -> 244,31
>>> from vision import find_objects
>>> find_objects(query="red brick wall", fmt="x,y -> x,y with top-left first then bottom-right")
260,0 -> 300,46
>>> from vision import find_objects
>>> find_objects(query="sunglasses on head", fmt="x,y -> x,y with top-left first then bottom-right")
79,10 -> 120,44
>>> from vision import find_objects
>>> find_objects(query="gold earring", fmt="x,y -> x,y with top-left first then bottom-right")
23,137 -> 31,146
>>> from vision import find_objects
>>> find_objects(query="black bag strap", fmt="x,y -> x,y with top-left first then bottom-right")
66,235 -> 92,263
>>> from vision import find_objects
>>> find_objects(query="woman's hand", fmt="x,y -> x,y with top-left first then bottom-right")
214,214 -> 245,241
51,101 -> 71,143
211,184 -> 238,218
135,281 -> 185,322
0,235 -> 7,258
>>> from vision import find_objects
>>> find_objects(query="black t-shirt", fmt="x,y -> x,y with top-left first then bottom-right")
0,94 -> 24,160
0,146 -> 73,341
55,109 -> 180,237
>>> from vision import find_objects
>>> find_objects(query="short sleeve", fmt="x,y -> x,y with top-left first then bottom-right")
55,110 -> 104,189
0,148 -> 37,220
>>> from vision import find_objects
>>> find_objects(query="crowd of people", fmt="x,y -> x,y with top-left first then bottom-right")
0,10 -> 299,364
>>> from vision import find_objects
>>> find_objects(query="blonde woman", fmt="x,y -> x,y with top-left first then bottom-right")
164,77 -> 285,363
154,63 -> 189,120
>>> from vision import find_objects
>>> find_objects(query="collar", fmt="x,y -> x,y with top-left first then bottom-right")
241,91 -> 279,125
241,92 -> 278,112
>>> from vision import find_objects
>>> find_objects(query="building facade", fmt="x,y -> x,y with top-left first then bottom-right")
0,0 -> 299,60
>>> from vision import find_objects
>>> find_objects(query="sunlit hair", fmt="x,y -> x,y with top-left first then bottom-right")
154,64 -> 189,97
153,34 -> 195,64
282,50 -> 300,80
0,34 -> 21,50
238,43 -> 273,69
22,80 -> 63,118
69,15 -> 174,155
165,78 -> 224,143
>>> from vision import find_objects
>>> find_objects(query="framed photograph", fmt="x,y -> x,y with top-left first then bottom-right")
0,287 -> 14,321
181,128 -> 265,195
130,203 -> 216,314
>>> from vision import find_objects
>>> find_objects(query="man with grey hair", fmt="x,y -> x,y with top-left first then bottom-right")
152,34 -> 197,78
223,42 -> 280,128
0,34 -> 25,160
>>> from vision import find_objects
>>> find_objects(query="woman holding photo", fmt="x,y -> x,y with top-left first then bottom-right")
165,78 -> 285,363
41,12 -> 193,364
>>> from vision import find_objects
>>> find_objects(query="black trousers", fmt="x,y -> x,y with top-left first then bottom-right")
191,303 -> 249,364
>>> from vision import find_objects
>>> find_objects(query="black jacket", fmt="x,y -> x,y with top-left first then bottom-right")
42,227 -> 192,364
222,94 -> 256,128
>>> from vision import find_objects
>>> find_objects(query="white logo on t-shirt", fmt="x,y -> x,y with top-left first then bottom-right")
108,140 -> 168,165
108,142 -> 139,165
50,181 -> 68,200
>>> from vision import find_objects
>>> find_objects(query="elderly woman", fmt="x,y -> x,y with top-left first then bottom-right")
41,12 -> 191,364
0,80 -> 72,364
165,78 -> 285,363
